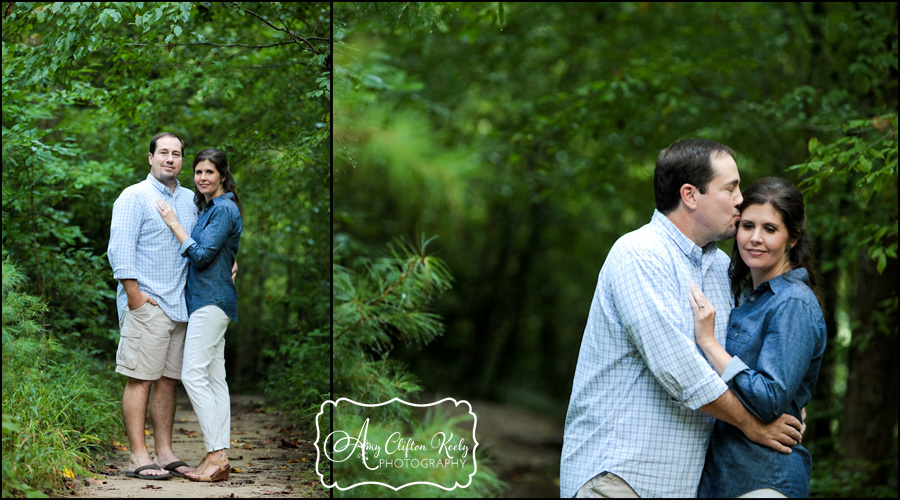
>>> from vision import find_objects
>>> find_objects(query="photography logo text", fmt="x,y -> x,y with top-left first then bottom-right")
314,398 -> 478,491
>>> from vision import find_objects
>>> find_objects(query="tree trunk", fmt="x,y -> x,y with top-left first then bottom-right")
839,249 -> 898,492
807,240 -> 840,454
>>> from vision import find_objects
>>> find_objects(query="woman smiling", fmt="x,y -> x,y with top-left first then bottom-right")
155,148 -> 243,482
689,177 -> 826,498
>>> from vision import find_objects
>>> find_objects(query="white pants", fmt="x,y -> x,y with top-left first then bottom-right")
575,472 -> 640,498
738,489 -> 788,498
182,305 -> 231,452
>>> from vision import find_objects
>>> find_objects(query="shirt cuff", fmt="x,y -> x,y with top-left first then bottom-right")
680,371 -> 729,411
112,267 -> 138,280
721,356 -> 750,384
179,237 -> 197,256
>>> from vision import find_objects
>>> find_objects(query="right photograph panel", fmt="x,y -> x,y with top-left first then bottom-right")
330,2 -> 899,499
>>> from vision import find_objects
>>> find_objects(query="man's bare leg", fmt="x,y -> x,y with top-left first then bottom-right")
150,376 -> 192,475
123,378 -> 169,476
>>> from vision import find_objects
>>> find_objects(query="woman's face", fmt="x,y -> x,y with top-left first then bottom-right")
194,160 -> 224,200
737,202 -> 796,285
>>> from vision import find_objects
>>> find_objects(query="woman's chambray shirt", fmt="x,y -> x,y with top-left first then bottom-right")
178,192 -> 242,322
698,268 -> 826,498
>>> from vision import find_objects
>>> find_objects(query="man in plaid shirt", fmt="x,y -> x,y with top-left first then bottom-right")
560,139 -> 804,498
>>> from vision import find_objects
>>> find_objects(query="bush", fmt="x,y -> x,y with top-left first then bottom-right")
331,236 -> 505,497
2,249 -> 124,498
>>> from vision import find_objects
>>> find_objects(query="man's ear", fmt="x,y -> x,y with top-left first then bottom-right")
680,183 -> 699,210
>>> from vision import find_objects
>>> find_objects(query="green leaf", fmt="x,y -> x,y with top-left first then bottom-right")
858,156 -> 872,173
174,25 -> 182,37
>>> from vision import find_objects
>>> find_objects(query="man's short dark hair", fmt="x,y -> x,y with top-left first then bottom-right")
654,138 -> 736,214
149,132 -> 185,156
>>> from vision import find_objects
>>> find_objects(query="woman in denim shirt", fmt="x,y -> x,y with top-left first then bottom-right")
688,177 -> 826,498
156,148 -> 242,482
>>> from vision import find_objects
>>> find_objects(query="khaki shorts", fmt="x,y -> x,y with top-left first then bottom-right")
115,302 -> 187,381
576,472 -> 640,498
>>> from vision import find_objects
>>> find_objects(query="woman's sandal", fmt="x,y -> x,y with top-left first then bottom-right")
186,454 -> 231,482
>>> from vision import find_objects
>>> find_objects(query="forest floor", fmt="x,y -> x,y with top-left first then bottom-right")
415,395 -> 564,498
70,388 -> 328,498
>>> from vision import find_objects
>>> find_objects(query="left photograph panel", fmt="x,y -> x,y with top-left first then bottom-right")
1,2 -> 331,497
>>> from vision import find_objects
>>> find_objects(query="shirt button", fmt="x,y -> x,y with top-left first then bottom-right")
750,297 -> 755,302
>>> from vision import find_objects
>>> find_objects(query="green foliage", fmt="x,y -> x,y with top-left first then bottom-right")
2,125 -> 127,348
790,114 -> 898,275
810,454 -> 899,498
334,236 -> 452,417
333,236 -> 505,497
2,249 -> 48,341
3,250 -> 124,498
261,326 -> 331,426
335,1 -> 898,495
3,2 -> 331,427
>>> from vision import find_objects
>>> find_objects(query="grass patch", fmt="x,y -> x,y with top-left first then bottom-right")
3,251 -> 125,497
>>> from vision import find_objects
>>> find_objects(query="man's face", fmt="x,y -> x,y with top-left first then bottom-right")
149,136 -> 183,186
696,153 -> 743,242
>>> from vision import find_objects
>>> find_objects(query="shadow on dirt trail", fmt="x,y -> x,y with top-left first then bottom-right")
74,387 -> 328,498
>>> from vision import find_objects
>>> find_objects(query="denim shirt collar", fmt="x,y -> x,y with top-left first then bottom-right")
741,268 -> 810,303
765,267 -> 809,294
146,173 -> 181,195
210,191 -> 234,204
651,209 -> 718,267
204,191 -> 234,211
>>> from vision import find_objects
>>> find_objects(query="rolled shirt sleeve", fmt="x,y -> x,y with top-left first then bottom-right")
615,248 -> 728,410
560,210 -> 735,499
180,203 -> 235,270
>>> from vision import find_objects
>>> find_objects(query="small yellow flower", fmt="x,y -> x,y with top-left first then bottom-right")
62,467 -> 75,479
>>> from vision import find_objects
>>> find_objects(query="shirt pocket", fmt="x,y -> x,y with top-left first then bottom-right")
726,322 -> 752,349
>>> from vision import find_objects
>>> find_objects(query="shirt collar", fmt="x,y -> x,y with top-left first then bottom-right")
207,191 -> 234,207
651,209 -> 717,265
146,173 -> 181,194
767,267 -> 809,294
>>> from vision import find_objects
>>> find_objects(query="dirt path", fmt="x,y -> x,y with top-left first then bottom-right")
415,394 -> 564,498
461,399 -> 563,498
74,389 -> 328,498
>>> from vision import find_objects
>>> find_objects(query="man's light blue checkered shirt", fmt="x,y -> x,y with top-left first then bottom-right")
560,210 -> 734,498
108,173 -> 198,323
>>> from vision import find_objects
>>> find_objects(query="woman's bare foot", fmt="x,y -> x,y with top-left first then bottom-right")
185,449 -> 228,479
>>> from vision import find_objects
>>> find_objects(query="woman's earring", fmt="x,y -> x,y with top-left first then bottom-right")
786,244 -> 792,252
